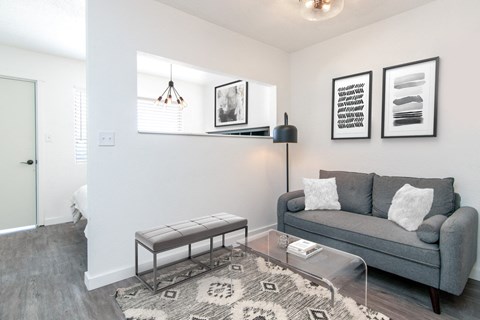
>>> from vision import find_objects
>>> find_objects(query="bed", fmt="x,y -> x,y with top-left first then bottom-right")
71,185 -> 88,237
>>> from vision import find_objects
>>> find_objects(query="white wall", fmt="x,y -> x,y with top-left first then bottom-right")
290,0 -> 480,280
0,45 -> 86,226
85,0 -> 289,289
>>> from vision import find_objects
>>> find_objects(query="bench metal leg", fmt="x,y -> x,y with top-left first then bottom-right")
135,240 -> 156,292
188,244 -> 192,259
210,237 -> 214,268
222,234 -> 225,247
135,240 -> 139,276
153,252 -> 157,294
244,226 -> 248,253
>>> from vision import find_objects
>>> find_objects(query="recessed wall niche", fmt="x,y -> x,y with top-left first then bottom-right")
136,51 -> 277,136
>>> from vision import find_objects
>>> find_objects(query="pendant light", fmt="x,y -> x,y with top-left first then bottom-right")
154,65 -> 188,109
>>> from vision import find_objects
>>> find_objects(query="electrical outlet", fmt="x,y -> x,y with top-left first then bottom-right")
99,132 -> 115,146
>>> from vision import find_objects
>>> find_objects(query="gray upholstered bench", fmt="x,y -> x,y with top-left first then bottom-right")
135,213 -> 248,293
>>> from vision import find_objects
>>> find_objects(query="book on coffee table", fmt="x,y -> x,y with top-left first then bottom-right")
287,239 -> 323,259
287,245 -> 323,259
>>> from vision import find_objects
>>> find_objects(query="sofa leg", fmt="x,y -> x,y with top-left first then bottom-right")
429,287 -> 441,314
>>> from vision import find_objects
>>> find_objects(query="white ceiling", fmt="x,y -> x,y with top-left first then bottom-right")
0,0 -> 436,82
154,0 -> 436,52
0,0 -> 437,61
0,0 -> 85,60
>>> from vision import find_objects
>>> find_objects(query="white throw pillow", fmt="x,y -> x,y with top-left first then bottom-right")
388,184 -> 434,231
303,178 -> 341,210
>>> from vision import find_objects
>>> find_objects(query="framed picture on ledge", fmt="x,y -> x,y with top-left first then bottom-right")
382,57 -> 439,138
331,71 -> 372,139
215,80 -> 248,127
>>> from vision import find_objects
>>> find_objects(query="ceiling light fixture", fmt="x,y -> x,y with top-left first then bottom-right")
155,65 -> 188,109
299,0 -> 344,21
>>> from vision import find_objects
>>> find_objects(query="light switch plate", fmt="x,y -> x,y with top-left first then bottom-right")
99,132 -> 115,146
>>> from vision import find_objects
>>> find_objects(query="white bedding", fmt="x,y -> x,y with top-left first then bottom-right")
72,185 -> 88,237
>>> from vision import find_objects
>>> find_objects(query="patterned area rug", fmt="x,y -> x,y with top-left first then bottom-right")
115,252 -> 390,320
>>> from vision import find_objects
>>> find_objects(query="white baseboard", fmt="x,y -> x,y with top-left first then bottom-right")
84,223 -> 276,291
44,215 -> 72,226
470,264 -> 480,281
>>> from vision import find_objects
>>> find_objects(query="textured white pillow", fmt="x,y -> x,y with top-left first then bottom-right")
303,178 -> 341,210
388,184 -> 434,231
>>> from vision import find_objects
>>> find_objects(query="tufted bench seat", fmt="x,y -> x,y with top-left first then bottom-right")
135,213 -> 248,293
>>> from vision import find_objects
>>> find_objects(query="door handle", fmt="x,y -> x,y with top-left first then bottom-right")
20,160 -> 35,165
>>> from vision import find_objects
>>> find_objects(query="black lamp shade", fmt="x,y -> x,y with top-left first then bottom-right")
273,125 -> 298,143
273,112 -> 298,143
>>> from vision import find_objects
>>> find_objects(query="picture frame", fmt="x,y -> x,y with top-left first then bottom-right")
331,71 -> 372,139
214,80 -> 248,127
382,57 -> 439,138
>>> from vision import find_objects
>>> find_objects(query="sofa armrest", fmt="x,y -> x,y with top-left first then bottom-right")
277,190 -> 304,232
440,206 -> 478,295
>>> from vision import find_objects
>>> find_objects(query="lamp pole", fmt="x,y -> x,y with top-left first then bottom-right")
286,143 -> 290,192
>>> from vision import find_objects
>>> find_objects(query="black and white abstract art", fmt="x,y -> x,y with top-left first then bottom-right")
331,71 -> 372,139
382,57 -> 439,138
214,80 -> 248,127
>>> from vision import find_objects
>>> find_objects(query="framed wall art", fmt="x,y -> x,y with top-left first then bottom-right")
214,80 -> 248,127
331,71 -> 372,139
382,57 -> 439,138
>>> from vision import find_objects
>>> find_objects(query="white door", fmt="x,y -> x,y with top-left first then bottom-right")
0,77 -> 37,231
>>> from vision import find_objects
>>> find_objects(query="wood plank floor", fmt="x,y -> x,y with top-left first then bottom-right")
0,221 -> 479,320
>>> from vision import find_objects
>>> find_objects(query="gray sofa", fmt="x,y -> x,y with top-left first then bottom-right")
277,170 -> 478,314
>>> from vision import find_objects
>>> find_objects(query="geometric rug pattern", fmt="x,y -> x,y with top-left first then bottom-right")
115,252 -> 390,320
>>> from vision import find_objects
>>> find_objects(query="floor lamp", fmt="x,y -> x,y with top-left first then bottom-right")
273,112 -> 298,192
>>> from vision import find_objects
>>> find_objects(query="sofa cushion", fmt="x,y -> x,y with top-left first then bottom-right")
417,214 -> 448,243
372,174 -> 455,219
284,210 -> 440,268
320,170 -> 374,215
287,197 -> 305,212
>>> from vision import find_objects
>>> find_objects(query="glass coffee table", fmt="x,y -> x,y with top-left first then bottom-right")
238,229 -> 367,307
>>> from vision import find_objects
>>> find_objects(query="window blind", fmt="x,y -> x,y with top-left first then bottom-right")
137,98 -> 184,133
74,88 -> 87,163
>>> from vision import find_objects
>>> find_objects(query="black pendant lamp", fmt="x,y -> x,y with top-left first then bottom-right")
155,65 -> 188,109
273,112 -> 298,192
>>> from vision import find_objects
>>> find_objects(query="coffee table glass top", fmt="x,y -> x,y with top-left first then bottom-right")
238,229 -> 367,306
